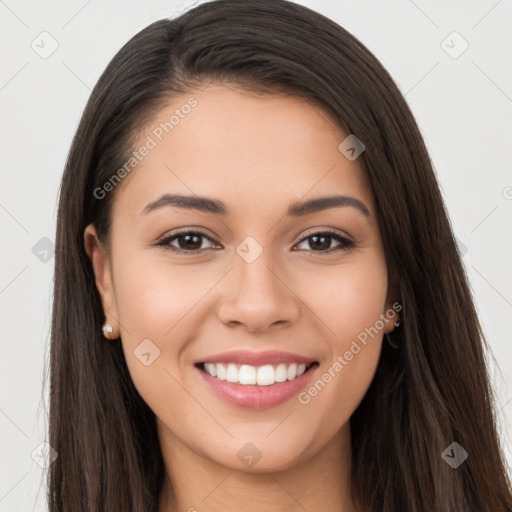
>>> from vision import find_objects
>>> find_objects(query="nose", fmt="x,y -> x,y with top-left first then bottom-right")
216,250 -> 301,333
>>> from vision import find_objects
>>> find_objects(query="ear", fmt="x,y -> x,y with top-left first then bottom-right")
83,223 -> 119,326
383,264 -> 401,334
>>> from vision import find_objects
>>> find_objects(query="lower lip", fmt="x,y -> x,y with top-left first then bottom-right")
196,364 -> 319,409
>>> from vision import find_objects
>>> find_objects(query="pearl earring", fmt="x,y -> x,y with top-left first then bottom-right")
102,323 -> 115,339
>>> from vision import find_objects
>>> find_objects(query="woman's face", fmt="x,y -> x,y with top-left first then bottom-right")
85,84 -> 398,473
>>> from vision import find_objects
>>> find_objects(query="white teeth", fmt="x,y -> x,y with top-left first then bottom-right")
226,363 -> 239,383
257,365 -> 275,386
205,363 -> 217,377
239,364 -> 257,385
275,364 -> 287,382
286,363 -> 297,380
216,363 -> 227,381
201,362 -> 314,385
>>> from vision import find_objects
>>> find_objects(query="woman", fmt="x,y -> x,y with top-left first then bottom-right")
48,0 -> 512,510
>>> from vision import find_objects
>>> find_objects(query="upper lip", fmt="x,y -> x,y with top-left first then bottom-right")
196,350 -> 317,366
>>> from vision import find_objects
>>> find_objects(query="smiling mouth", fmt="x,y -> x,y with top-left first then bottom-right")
195,361 -> 319,386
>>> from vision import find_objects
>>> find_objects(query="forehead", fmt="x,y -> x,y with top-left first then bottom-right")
112,84 -> 374,221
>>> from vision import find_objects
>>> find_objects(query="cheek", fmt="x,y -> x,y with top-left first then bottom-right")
113,253 -> 208,336
293,254 -> 388,412
111,253 -> 206,403
294,252 -> 388,344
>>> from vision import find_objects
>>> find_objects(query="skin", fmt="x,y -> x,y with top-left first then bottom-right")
84,83 -> 399,512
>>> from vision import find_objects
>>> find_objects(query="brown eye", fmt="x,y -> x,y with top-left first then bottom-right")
157,230 -> 219,254
294,231 -> 355,253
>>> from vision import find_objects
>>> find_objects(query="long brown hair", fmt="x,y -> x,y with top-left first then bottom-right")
47,0 -> 512,510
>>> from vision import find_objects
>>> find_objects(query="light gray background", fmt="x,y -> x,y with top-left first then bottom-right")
1,0 -> 511,510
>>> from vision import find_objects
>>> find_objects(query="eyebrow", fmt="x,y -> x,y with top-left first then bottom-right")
141,193 -> 371,217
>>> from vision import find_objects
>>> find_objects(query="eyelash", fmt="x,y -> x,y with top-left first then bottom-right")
156,227 -> 355,255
